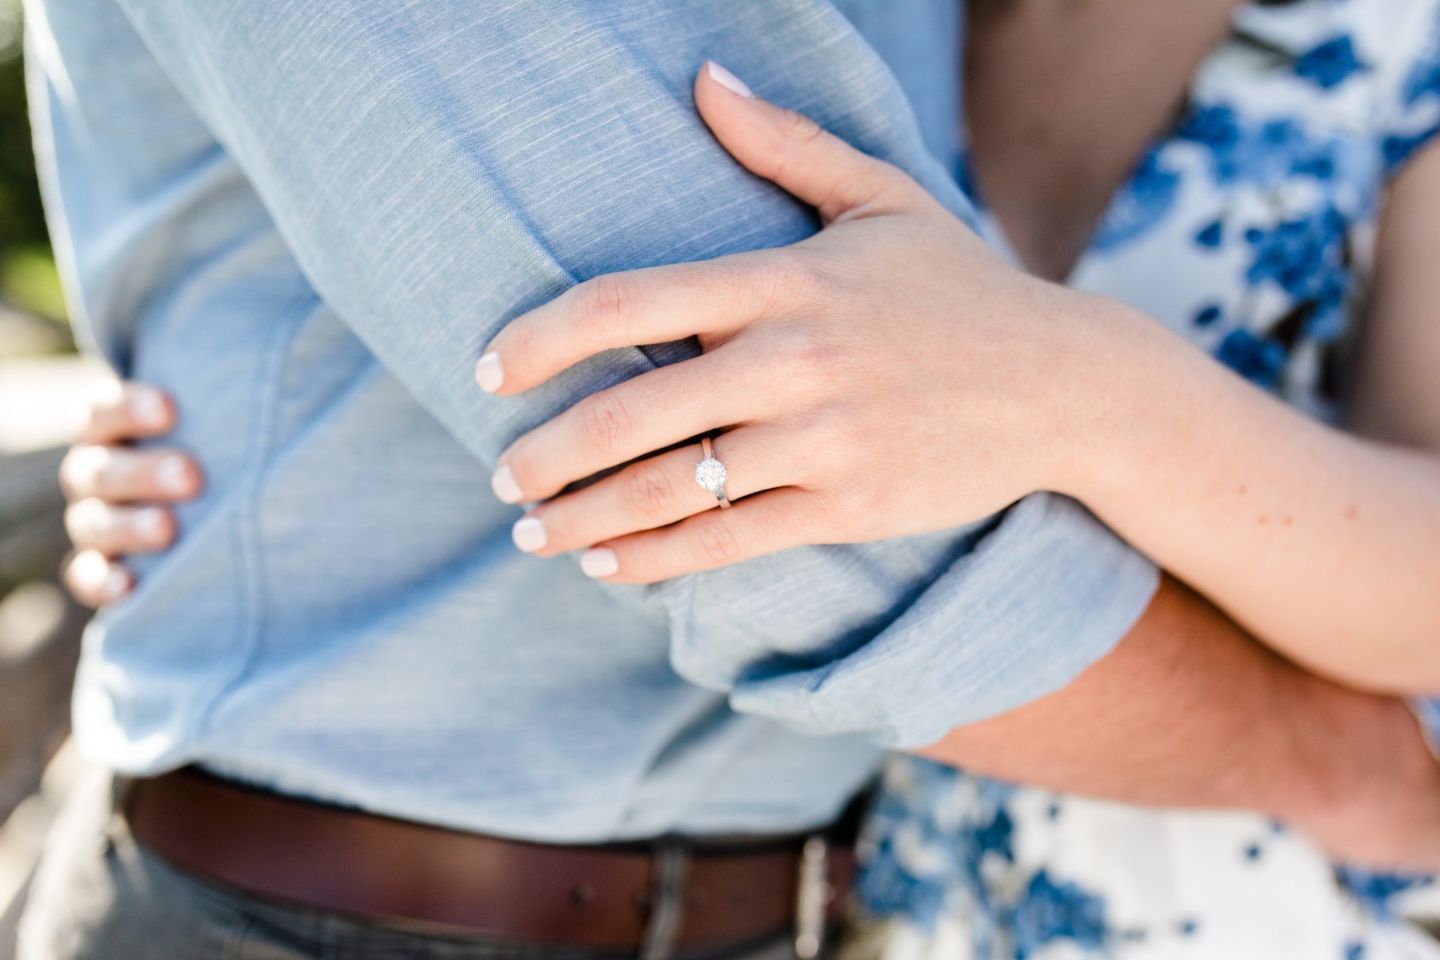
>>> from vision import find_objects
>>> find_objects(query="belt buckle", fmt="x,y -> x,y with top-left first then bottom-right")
795,836 -> 833,959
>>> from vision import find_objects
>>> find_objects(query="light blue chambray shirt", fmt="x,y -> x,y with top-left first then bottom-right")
29,0 -> 1158,842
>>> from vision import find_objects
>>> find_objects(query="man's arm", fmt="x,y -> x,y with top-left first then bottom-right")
38,0 -> 1157,745
923,574 -> 1440,868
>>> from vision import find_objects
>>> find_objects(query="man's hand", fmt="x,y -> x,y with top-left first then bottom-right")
920,575 -> 1440,870
59,380 -> 202,607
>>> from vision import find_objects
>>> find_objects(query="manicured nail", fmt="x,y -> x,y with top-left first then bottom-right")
580,547 -> 618,578
706,62 -> 754,99
130,388 -> 168,428
88,377 -> 122,408
132,507 -> 168,542
102,567 -> 130,602
475,351 -> 504,393
154,455 -> 191,495
511,516 -> 547,552
491,465 -> 524,504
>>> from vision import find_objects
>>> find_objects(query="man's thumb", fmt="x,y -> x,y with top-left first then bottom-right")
695,62 -> 909,224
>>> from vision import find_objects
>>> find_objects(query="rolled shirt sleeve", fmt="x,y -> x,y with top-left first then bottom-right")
62,0 -> 1158,746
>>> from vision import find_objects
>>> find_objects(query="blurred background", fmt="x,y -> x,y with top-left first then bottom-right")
0,0 -> 109,948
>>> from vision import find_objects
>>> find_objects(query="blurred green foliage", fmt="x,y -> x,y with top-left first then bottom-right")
0,0 -> 69,346
4,246 -> 66,321
0,3 -> 42,248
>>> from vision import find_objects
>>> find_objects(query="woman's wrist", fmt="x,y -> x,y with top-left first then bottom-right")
1039,289 -> 1200,512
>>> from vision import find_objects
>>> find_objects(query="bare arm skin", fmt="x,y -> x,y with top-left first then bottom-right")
1069,141 -> 1440,694
66,70 -> 1440,868
474,73 -> 1440,862
921,573 -> 1440,869
62,395 -> 1440,867
489,71 -> 1440,696
924,154 -> 1440,853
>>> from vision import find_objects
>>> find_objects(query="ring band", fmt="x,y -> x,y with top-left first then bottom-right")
695,436 -> 731,509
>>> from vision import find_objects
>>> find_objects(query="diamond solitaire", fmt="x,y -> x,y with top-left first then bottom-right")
695,436 -> 732,508
695,457 -> 727,494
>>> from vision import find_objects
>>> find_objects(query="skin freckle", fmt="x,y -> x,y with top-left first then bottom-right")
1344,502 -> 1358,520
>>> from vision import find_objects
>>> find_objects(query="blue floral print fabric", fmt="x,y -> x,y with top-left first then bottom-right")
1066,0 -> 1440,421
859,759 -> 1440,960
856,0 -> 1440,956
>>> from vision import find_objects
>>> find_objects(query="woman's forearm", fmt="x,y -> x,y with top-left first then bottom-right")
1061,297 -> 1440,692
478,80 -> 1440,695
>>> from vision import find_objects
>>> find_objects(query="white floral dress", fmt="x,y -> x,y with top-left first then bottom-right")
853,0 -> 1440,957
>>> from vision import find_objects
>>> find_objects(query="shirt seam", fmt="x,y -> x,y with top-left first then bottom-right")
193,293 -> 315,741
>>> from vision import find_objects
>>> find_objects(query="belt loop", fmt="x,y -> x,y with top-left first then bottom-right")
640,840 -> 690,960
795,836 -> 831,959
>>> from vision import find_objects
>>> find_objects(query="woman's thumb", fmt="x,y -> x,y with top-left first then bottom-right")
695,62 -> 909,224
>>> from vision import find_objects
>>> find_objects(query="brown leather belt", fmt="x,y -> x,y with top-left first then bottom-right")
125,769 -> 856,954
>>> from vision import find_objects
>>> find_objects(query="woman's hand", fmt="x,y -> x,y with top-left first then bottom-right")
480,62 -> 1158,583
59,381 -> 203,607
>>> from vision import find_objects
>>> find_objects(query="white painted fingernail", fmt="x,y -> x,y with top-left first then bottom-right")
475,351 -> 504,393
102,567 -> 130,602
87,377 -> 122,408
491,465 -> 524,504
706,62 -> 754,99
511,516 -> 547,552
130,389 -> 168,428
132,507 -> 168,542
154,455 -> 191,495
580,547 -> 618,578
65,446 -> 108,488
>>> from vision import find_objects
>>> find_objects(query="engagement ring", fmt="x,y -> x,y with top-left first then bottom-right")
695,436 -> 731,509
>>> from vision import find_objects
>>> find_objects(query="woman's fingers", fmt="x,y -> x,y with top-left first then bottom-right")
65,499 -> 177,556
478,251 -> 808,396
577,486 -> 822,584
64,550 -> 134,608
495,348 -> 769,504
694,61 -> 919,225
78,380 -> 176,444
511,428 -> 786,556
477,62 -> 939,580
476,60 -> 914,399
60,445 -> 203,503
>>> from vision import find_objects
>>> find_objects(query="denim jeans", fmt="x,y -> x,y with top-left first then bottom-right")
13,771 -> 820,960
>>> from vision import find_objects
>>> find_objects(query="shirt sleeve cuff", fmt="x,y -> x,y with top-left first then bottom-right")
721,493 -> 1160,749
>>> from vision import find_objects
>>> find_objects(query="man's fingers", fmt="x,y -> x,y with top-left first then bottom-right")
577,486 -> 821,584
694,61 -> 917,225
512,426 -> 788,557
60,446 -> 203,503
478,252 -> 808,396
64,550 -> 134,608
495,348 -> 772,504
65,499 -> 177,556
78,380 -> 176,444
